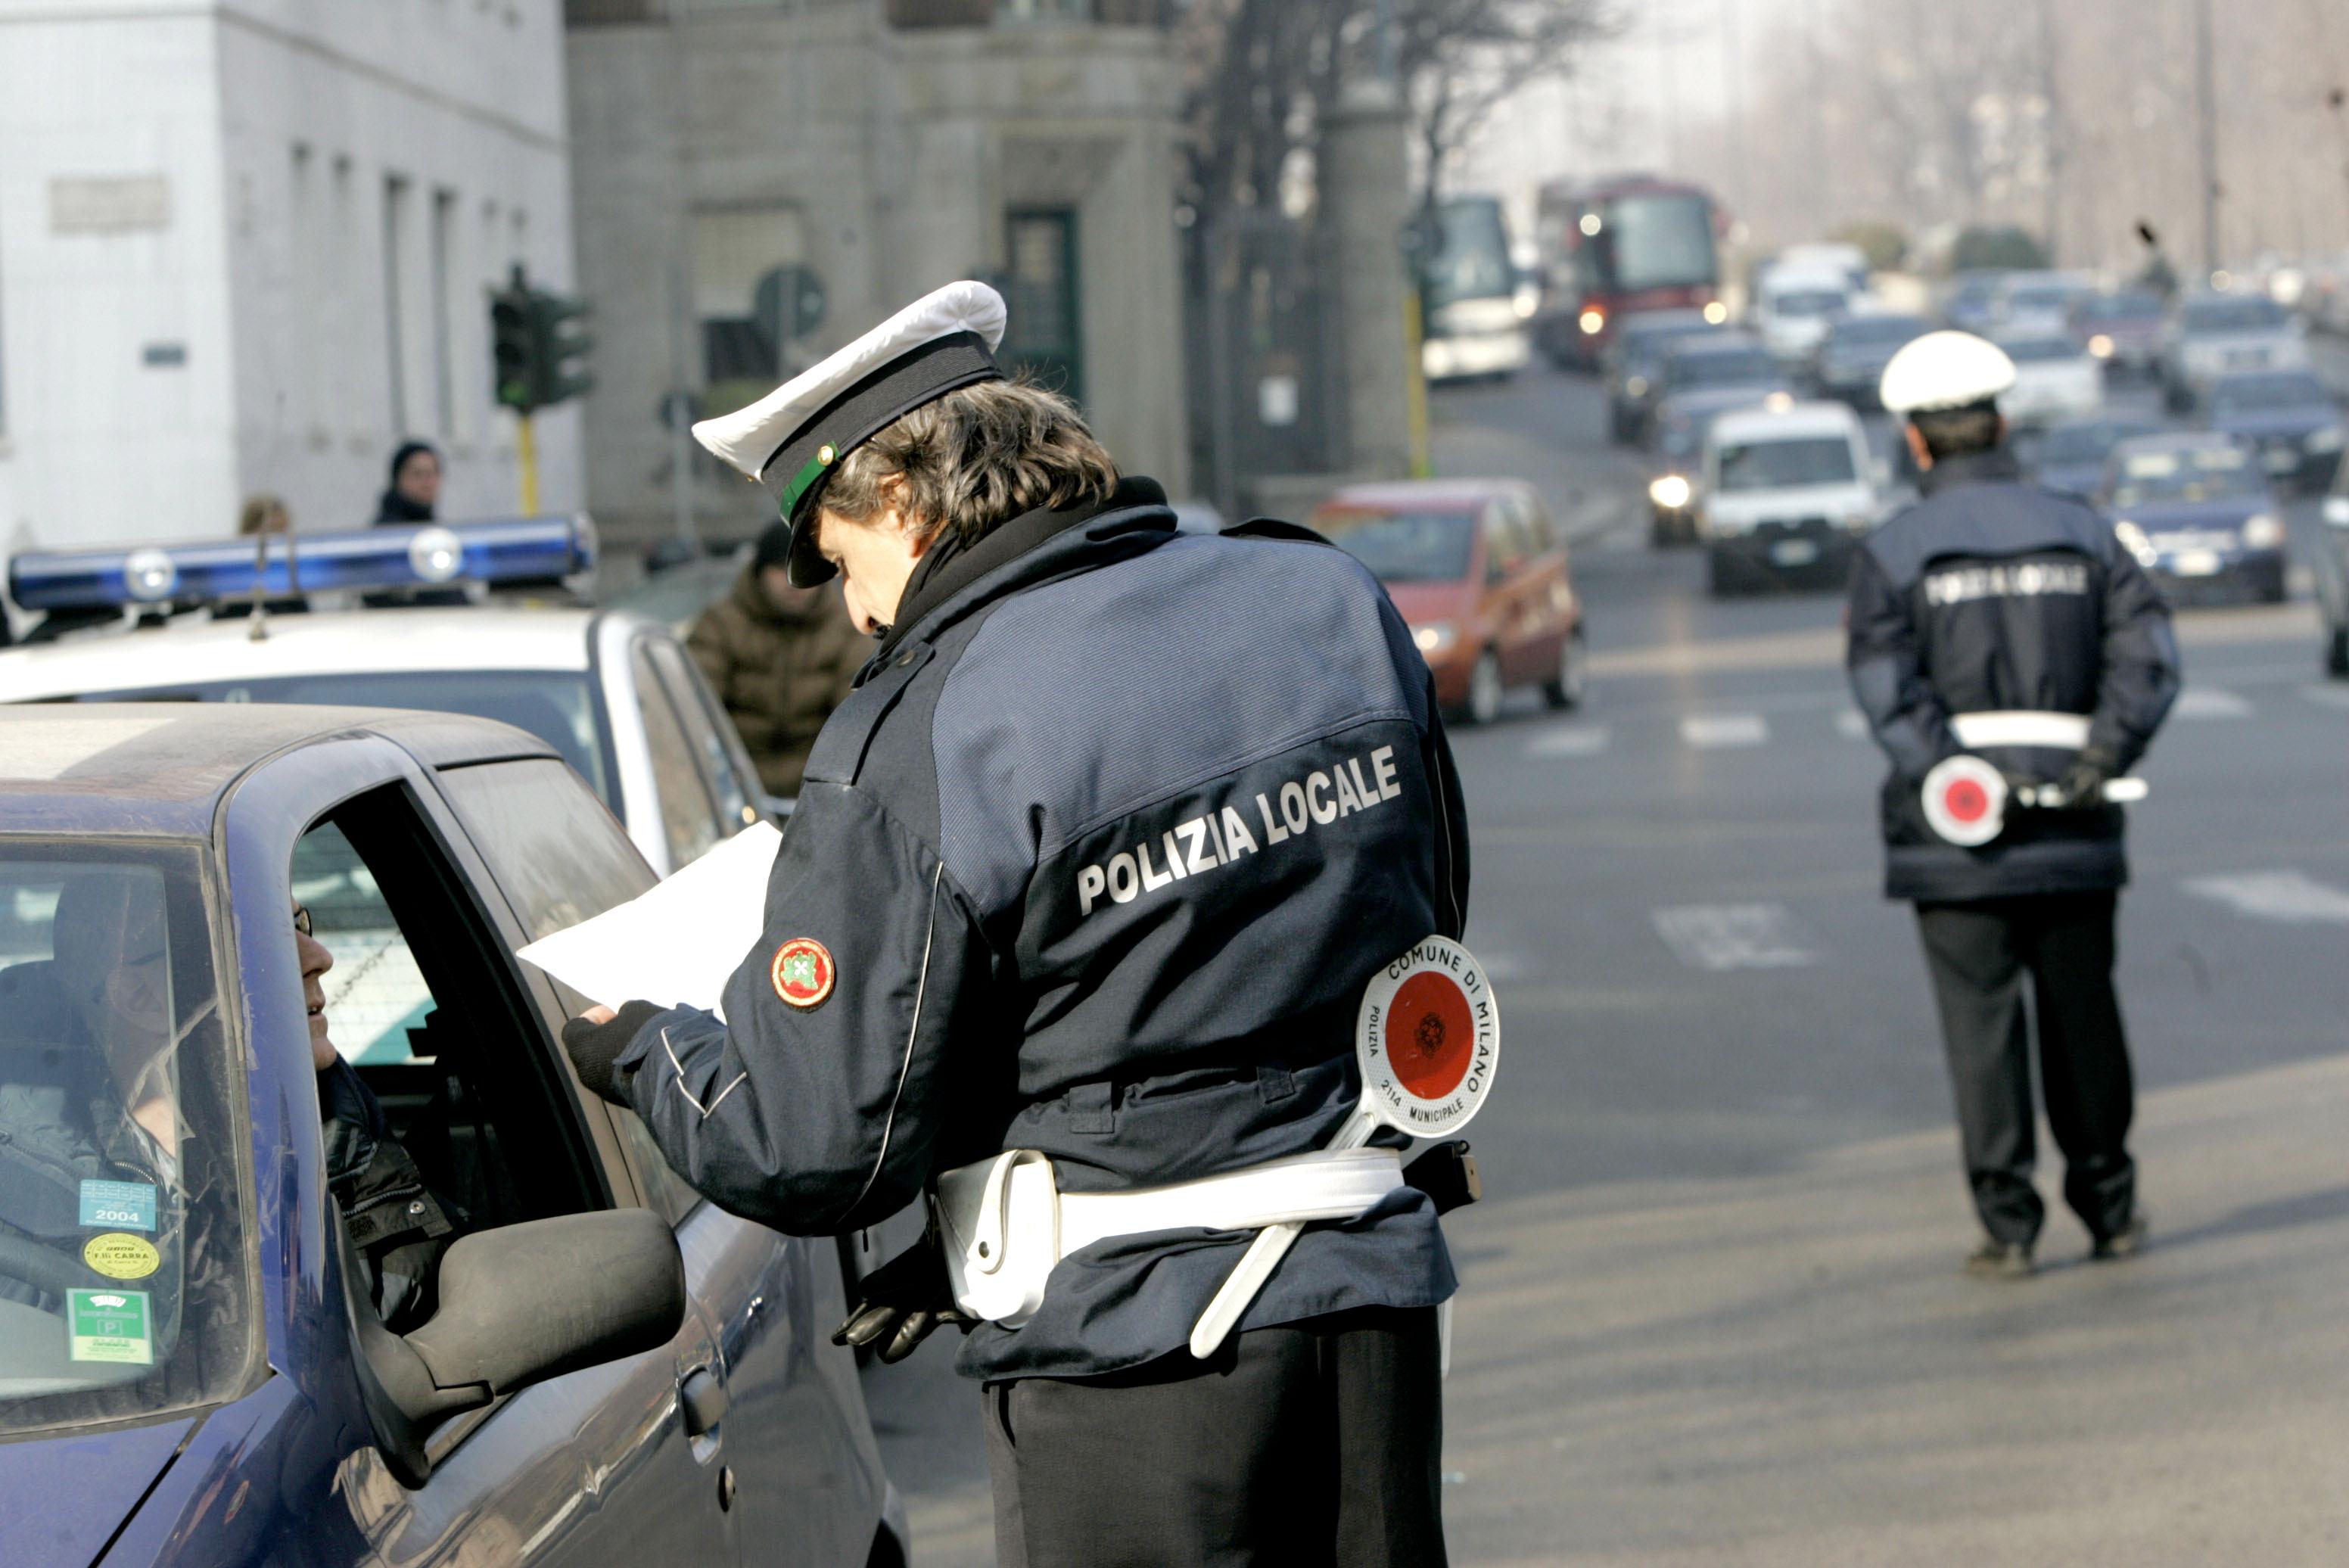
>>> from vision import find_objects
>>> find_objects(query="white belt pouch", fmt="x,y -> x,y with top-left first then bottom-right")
934,1146 -> 1405,1327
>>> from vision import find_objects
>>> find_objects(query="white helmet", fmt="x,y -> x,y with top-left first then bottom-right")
1878,330 -> 2017,415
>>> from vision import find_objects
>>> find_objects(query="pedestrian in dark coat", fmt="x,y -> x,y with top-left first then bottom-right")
1851,331 -> 2179,1278
374,442 -> 440,524
685,523 -> 865,798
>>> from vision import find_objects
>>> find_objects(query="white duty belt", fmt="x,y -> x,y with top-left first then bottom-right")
932,1146 -> 1406,1329
1948,710 -> 2092,750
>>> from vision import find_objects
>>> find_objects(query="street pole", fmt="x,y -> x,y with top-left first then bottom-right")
667,258 -> 698,549
2193,0 -> 2219,278
516,413 -> 540,515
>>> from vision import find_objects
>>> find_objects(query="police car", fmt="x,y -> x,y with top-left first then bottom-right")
0,705 -> 907,1566
2,519 -> 770,886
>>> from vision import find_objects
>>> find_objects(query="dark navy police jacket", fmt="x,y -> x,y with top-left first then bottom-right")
615,478 -> 1470,1381
1846,449 -> 2180,904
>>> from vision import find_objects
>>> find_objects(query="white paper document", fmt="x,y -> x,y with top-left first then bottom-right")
518,821 -> 781,1022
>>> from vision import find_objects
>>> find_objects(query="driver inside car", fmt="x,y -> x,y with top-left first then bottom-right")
296,901 -> 460,1330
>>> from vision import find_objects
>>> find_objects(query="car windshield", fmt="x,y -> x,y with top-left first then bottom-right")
2109,445 -> 2266,507
1315,509 -> 1476,583
1829,317 -> 1924,348
2209,373 -> 2329,412
64,670 -> 609,802
1670,348 -> 1778,388
1423,198 -> 1514,313
0,844 -> 252,1438
2181,297 -> 2288,334
2000,338 -> 2080,364
1770,290 -> 1846,317
2037,422 -> 2154,465
2079,292 -> 2161,323
1716,436 -> 1857,493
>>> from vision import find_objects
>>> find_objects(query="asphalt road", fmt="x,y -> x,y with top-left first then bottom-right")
870,356 -> 2349,1566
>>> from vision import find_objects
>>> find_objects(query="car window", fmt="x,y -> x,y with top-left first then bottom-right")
1520,496 -> 1559,554
630,643 -> 726,871
1716,435 -> 1859,493
434,758 -> 701,1227
644,638 -> 754,832
1484,507 -> 1529,583
301,790 -> 614,1277
294,826 -> 438,1066
2109,444 -> 2266,507
1999,338 -> 2080,363
1315,509 -> 1477,583
0,844 -> 255,1439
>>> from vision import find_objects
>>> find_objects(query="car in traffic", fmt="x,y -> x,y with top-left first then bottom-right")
2318,463 -> 2349,675
2069,289 -> 2166,378
1603,308 -> 1719,443
1697,401 -> 1885,596
2200,369 -> 2346,493
1993,270 -> 2094,334
2102,432 -> 2288,604
1647,336 -> 1794,544
1807,311 -> 1931,409
0,704 -> 907,1567
1753,270 -> 1857,367
2161,291 -> 2310,412
1941,269 -> 2008,336
2022,414 -> 2163,500
1310,480 -> 1584,726
1995,331 -> 2105,428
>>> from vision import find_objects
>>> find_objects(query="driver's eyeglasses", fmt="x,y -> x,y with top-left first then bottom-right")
293,905 -> 314,938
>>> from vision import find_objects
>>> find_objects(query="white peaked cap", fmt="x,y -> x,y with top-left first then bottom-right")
1878,330 -> 2018,415
692,279 -> 1010,484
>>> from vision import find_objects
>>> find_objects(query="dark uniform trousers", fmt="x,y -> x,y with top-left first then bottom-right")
984,1305 -> 1448,1568
1914,893 -> 2136,1246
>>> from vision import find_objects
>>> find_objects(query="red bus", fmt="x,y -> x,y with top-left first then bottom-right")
1532,176 -> 1727,368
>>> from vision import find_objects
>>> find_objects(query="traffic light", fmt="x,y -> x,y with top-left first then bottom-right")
487,264 -> 594,414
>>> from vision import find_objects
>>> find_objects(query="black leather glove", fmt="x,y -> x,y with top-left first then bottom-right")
560,1000 -> 664,1104
832,1221 -> 971,1365
2049,744 -> 2121,810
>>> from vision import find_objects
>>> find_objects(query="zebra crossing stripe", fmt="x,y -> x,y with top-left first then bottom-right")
1835,709 -> 1871,739
2183,872 -> 2349,924
2301,685 -> 2349,712
1651,904 -> 1815,970
1681,714 -> 1769,749
1529,726 -> 1610,758
2172,687 -> 2251,720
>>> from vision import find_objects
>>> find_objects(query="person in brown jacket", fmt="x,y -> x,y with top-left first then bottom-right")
687,521 -> 867,798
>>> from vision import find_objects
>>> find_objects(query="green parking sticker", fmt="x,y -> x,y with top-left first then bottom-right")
67,1289 -> 153,1366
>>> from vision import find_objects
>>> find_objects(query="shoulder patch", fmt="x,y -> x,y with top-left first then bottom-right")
770,938 -> 836,1010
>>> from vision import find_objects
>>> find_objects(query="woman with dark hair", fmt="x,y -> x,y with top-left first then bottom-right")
375,442 -> 441,524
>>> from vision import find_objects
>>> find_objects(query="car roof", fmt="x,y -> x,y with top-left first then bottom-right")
0,606 -> 623,704
1763,271 -> 1851,294
0,703 -> 558,838
1709,402 -> 1863,443
1318,480 -> 1527,512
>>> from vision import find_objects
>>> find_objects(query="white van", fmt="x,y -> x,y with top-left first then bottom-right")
1698,401 -> 1884,596
1755,268 -> 1859,366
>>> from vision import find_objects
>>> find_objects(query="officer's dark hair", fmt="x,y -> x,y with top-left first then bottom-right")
1909,399 -> 2003,462
823,377 -> 1119,547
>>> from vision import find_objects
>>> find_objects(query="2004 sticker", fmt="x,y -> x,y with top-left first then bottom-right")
79,1179 -> 157,1233
83,1233 -> 160,1281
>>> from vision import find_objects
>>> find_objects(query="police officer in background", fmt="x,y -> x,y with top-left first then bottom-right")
561,282 -> 1470,1565
1849,331 -> 2180,1278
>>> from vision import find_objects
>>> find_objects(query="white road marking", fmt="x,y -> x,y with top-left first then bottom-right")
2301,685 -> 2349,712
2171,686 -> 2252,720
1834,708 -> 1871,739
1528,726 -> 1610,758
1680,714 -> 1769,749
1651,904 -> 1817,971
2183,871 -> 2349,924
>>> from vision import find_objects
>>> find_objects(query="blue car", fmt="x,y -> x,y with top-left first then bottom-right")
2201,369 -> 2347,495
2024,414 -> 2162,501
0,706 -> 907,1567
2102,431 -> 2289,604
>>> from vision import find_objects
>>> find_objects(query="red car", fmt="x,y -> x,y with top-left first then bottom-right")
1311,480 -> 1585,724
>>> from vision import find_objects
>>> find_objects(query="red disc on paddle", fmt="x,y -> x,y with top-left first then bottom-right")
1944,777 -> 1990,823
1386,970 -> 1476,1100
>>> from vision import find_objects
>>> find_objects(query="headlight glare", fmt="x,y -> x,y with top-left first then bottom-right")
1649,474 -> 1694,510
1413,621 -> 1458,657
2242,513 -> 2285,549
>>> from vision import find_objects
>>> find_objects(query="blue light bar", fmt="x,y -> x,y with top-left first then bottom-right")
7,516 -> 596,614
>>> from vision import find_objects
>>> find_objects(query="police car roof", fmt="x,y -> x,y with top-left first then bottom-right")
1321,478 -> 1532,513
0,606 -> 612,705
1708,401 -> 1862,443
0,703 -> 558,838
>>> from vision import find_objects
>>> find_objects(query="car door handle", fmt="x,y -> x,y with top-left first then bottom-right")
679,1367 -> 729,1438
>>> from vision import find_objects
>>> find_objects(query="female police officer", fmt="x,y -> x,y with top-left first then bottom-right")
562,282 -> 1471,1565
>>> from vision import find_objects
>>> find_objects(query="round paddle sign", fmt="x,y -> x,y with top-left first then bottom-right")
1921,754 -> 2008,848
1355,936 -> 1499,1138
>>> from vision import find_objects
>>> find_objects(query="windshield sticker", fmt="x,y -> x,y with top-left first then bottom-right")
83,1233 -> 161,1281
67,1290 -> 153,1365
79,1179 -> 158,1233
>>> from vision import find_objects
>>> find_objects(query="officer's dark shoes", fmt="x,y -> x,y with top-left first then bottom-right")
1962,1238 -> 2036,1279
2090,1213 -> 2149,1262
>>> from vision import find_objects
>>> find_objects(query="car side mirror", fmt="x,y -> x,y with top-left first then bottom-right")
347,1209 -> 685,1487
2324,496 -> 2349,529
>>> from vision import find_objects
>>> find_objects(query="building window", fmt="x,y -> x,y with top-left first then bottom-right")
691,206 -> 810,414
1002,208 -> 1083,406
383,176 -> 412,435
431,189 -> 459,437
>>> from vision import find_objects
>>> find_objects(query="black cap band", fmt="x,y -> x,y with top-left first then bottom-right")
760,331 -> 1005,518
